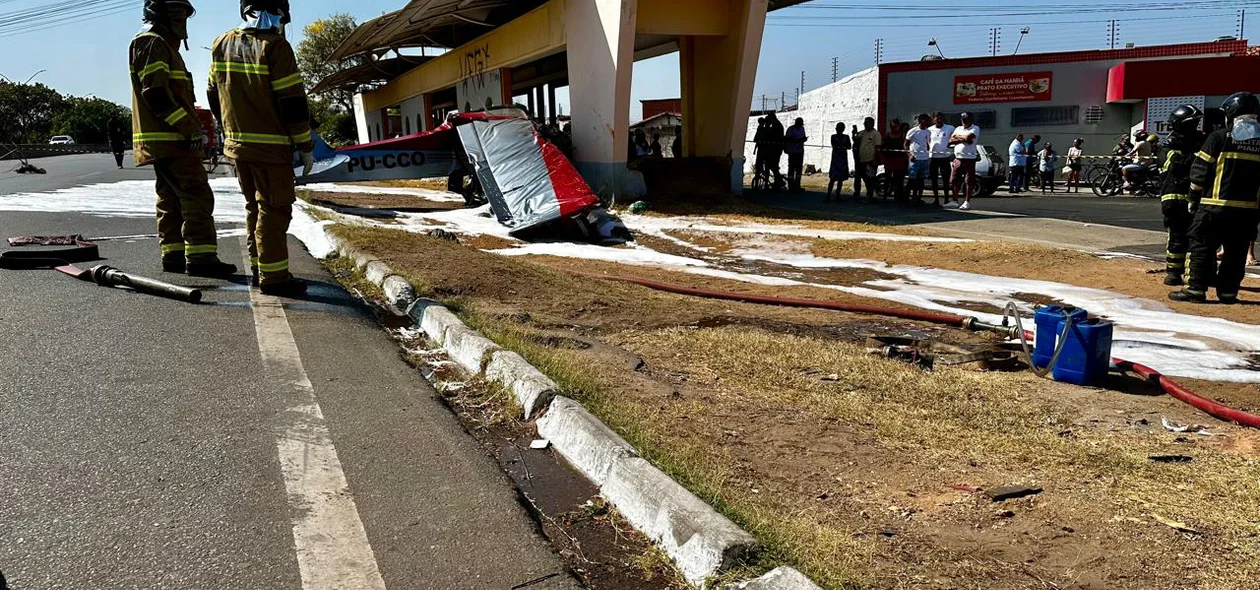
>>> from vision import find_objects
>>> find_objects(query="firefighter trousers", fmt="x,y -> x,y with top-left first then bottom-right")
1186,207 -> 1259,299
153,156 -> 219,262
1161,198 -> 1193,278
236,161 -> 296,285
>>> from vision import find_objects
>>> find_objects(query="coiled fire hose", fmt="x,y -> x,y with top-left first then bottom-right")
603,274 -> 1260,430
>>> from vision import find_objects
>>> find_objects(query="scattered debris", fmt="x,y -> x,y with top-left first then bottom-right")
878,529 -> 897,538
530,439 -> 551,450
628,201 -> 649,214
1160,416 -> 1217,436
995,509 -> 1016,519
950,483 -> 981,494
428,228 -> 460,242
15,162 -> 45,174
986,485 -> 1043,502
820,373 -> 841,382
1150,513 -> 1201,535
1148,454 -> 1193,463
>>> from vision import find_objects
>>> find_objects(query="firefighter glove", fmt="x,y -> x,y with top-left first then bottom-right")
188,133 -> 206,155
300,151 -> 314,176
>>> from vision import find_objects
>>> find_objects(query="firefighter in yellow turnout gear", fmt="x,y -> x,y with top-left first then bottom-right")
1171,92 -> 1260,304
1157,105 -> 1205,286
207,0 -> 313,297
130,0 -> 236,277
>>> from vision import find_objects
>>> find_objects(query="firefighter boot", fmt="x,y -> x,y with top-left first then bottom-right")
187,259 -> 238,278
1163,272 -> 1184,286
162,253 -> 186,273
260,278 -> 307,298
1168,289 -> 1207,303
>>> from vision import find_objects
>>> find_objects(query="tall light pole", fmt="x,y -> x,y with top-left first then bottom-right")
1013,27 -> 1030,55
928,38 -> 945,59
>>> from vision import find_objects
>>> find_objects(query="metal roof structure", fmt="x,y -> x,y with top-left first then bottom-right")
309,56 -> 434,96
331,0 -> 814,61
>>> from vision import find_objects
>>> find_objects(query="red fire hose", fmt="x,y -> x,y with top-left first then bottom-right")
606,274 -> 1260,430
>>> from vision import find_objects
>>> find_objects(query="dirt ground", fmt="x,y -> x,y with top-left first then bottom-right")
332,224 -> 1260,590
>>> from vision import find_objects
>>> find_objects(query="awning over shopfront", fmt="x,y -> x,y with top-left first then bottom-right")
309,56 -> 433,96
1107,55 -> 1260,103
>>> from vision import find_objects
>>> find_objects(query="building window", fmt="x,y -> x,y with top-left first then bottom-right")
1011,106 -> 1081,127
940,110 -> 996,129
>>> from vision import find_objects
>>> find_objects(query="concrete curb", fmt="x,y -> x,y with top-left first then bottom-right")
536,396 -> 637,485
726,567 -> 823,590
485,351 -> 558,419
320,234 -> 820,589
605,456 -> 759,586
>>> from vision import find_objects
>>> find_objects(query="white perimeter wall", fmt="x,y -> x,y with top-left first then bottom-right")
742,67 -> 878,174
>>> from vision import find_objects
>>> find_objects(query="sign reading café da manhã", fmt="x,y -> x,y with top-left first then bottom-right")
953,72 -> 1053,104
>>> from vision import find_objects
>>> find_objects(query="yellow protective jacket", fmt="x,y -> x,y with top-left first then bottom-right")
129,27 -> 202,166
207,28 -> 313,165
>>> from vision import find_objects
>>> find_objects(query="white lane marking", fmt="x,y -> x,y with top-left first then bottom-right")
243,241 -> 387,590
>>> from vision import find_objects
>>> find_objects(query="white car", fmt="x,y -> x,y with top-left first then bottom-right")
48,135 -> 75,145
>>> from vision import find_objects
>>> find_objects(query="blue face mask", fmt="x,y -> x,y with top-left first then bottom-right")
240,10 -> 285,32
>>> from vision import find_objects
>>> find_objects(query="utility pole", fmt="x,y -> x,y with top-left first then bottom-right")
874,38 -> 884,65
989,28 -> 1001,56
761,94 -> 767,111
1239,9 -> 1247,39
1108,20 -> 1119,50
799,70 -> 805,97
780,91 -> 786,111
831,56 -> 839,83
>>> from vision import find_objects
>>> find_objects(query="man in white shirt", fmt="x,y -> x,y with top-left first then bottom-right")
948,112 -> 981,210
1122,130 -> 1158,191
927,112 -> 955,205
1008,133 -> 1026,194
905,113 -> 933,204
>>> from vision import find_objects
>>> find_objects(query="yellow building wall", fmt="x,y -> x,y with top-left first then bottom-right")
363,1 -> 569,111
635,0 -> 730,36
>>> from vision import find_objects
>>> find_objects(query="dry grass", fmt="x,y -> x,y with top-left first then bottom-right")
328,223 -> 1260,590
355,178 -> 450,190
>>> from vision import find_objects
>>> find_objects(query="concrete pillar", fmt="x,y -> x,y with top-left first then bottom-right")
535,86 -> 547,121
420,94 -> 433,132
679,0 -> 768,192
527,90 -> 536,116
547,84 -> 557,123
353,93 -> 370,144
565,0 -> 645,197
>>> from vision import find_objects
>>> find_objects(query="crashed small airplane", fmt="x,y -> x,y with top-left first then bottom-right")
297,107 -> 630,244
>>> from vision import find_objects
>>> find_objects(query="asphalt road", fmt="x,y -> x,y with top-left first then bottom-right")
0,154 -> 579,589
754,186 -> 1166,232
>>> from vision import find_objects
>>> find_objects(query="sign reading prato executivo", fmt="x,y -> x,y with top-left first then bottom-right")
953,71 -> 1053,104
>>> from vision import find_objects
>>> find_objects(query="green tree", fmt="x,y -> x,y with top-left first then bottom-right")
297,13 -> 358,113
51,96 -> 131,144
0,81 -> 67,144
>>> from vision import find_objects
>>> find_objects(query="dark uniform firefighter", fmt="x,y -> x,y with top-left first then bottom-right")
207,0 -> 314,297
1157,105 -> 1205,286
1171,92 -> 1260,304
130,0 -> 237,277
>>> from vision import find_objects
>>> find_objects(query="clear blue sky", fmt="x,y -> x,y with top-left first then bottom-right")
0,0 -> 1253,121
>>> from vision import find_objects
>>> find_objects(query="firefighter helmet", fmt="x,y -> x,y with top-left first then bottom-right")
1133,129 -> 1149,141
1167,104 -> 1202,134
240,0 -> 290,24
1221,92 -> 1260,121
143,0 -> 195,24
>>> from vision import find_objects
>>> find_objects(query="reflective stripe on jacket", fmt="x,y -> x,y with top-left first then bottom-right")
1190,129 -> 1260,210
207,28 -> 313,165
129,28 -> 201,166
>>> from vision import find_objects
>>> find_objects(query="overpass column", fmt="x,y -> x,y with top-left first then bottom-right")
679,0 -> 768,193
566,0 -> 644,197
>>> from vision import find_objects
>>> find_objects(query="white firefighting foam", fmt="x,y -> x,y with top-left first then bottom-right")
6,179 -> 1258,382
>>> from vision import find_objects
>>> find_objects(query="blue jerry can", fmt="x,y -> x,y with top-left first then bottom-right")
1051,318 -> 1114,385
1033,306 -> 1089,368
